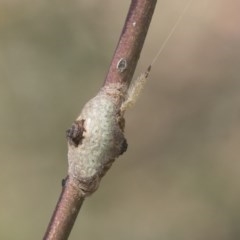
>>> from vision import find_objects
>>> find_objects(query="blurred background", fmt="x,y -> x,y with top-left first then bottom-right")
1,0 -> 240,239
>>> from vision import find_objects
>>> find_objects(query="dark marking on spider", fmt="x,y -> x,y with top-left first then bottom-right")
120,138 -> 128,155
66,119 -> 85,147
118,116 -> 125,132
61,176 -> 67,187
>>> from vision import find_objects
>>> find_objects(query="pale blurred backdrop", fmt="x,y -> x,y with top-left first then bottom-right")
1,0 -> 240,239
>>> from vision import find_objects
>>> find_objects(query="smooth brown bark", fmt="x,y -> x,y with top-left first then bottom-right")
43,177 -> 84,240
104,0 -> 157,89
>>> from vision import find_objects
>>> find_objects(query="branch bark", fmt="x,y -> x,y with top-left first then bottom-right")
104,0 -> 157,88
43,1 -> 157,239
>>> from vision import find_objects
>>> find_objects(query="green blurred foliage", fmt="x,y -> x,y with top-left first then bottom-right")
1,0 -> 240,239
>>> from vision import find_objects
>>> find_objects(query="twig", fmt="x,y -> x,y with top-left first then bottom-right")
104,0 -> 157,87
43,177 -> 84,240
43,1 -> 157,239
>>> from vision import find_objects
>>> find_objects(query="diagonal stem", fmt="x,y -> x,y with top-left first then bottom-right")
43,1 -> 157,239
104,0 -> 157,89
43,177 -> 84,240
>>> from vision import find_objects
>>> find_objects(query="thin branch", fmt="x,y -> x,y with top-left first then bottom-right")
43,177 -> 84,240
43,0 -> 157,239
104,0 -> 157,88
